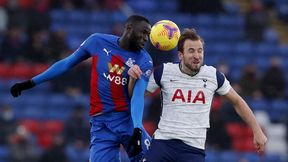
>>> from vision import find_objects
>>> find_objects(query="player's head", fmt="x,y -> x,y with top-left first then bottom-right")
177,28 -> 204,74
121,15 -> 151,52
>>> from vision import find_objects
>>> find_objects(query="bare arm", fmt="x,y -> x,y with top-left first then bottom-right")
223,87 -> 267,153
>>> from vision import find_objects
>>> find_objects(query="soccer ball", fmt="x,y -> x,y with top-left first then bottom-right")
150,20 -> 180,51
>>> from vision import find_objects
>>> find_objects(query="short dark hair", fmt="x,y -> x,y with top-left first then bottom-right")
125,15 -> 150,25
177,28 -> 204,53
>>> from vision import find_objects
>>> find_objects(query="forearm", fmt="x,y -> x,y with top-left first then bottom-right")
131,93 -> 144,128
130,79 -> 147,128
128,77 -> 136,97
225,88 -> 267,153
32,59 -> 71,84
32,50 -> 89,85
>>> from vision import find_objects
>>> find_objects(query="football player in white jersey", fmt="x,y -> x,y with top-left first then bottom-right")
128,28 -> 267,162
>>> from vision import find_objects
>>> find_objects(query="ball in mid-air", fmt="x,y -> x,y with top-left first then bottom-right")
150,20 -> 180,51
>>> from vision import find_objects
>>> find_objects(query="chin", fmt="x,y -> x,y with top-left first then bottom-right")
192,64 -> 199,69
192,66 -> 201,71
137,45 -> 143,50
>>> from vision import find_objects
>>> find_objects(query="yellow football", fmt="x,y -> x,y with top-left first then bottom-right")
150,20 -> 180,51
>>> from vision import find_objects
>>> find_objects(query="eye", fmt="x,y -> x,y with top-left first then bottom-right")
198,48 -> 203,53
144,30 -> 150,35
188,48 -> 195,53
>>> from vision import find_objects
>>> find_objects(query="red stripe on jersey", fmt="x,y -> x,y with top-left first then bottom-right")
89,56 -> 103,115
109,55 -> 128,111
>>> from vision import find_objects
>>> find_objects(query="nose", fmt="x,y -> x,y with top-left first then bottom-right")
193,52 -> 200,59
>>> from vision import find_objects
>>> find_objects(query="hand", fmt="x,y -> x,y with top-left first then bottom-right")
253,131 -> 267,153
10,80 -> 35,97
128,65 -> 142,79
128,128 -> 142,157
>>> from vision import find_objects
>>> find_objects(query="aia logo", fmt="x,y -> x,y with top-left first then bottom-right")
171,89 -> 206,104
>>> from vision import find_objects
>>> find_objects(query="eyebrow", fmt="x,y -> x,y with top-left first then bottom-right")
188,47 -> 202,50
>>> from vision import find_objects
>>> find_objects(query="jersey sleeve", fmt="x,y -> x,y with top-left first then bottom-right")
79,33 -> 101,53
138,54 -> 153,82
130,56 -> 152,128
130,78 -> 148,128
216,71 -> 231,95
146,64 -> 163,93
31,37 -> 91,85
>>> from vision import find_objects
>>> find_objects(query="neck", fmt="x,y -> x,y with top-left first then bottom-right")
179,63 -> 199,77
118,36 -> 129,51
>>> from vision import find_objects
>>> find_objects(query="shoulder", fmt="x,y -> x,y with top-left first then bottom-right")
139,49 -> 153,65
163,62 -> 179,71
201,65 -> 229,90
201,65 -> 217,73
201,65 -> 226,80
140,49 -> 152,59
80,33 -> 118,51
155,62 -> 179,78
197,65 -> 221,81
88,33 -> 118,42
198,65 -> 218,78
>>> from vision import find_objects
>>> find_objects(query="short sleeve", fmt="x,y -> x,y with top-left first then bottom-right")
139,60 -> 153,82
216,71 -> 231,95
146,64 -> 163,93
146,71 -> 159,93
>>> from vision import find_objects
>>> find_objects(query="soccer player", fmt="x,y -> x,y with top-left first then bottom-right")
128,28 -> 267,162
10,15 -> 153,162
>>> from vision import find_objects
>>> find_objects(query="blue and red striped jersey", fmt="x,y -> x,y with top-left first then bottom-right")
78,33 -> 153,116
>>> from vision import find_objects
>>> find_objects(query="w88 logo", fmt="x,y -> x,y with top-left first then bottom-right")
103,73 -> 127,85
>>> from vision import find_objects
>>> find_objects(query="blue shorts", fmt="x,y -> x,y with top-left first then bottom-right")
89,112 -> 151,162
143,139 -> 205,162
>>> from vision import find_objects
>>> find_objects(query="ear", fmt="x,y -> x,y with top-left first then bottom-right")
178,51 -> 183,61
125,23 -> 133,32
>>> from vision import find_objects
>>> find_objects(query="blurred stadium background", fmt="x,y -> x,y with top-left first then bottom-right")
0,0 -> 288,161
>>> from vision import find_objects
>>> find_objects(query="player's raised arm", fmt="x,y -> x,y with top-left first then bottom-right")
223,87 -> 267,153
10,44 -> 90,97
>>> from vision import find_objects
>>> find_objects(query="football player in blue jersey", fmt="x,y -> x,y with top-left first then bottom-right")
10,15 -> 153,161
128,28 -> 267,162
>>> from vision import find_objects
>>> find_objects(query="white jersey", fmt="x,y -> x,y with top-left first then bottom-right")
146,63 -> 231,149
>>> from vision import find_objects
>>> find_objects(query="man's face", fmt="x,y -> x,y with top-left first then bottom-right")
128,21 -> 151,51
179,39 -> 204,72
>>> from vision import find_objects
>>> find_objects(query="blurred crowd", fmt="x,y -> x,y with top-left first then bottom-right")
0,0 -> 288,162
0,0 -> 124,64
0,104 -> 90,162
